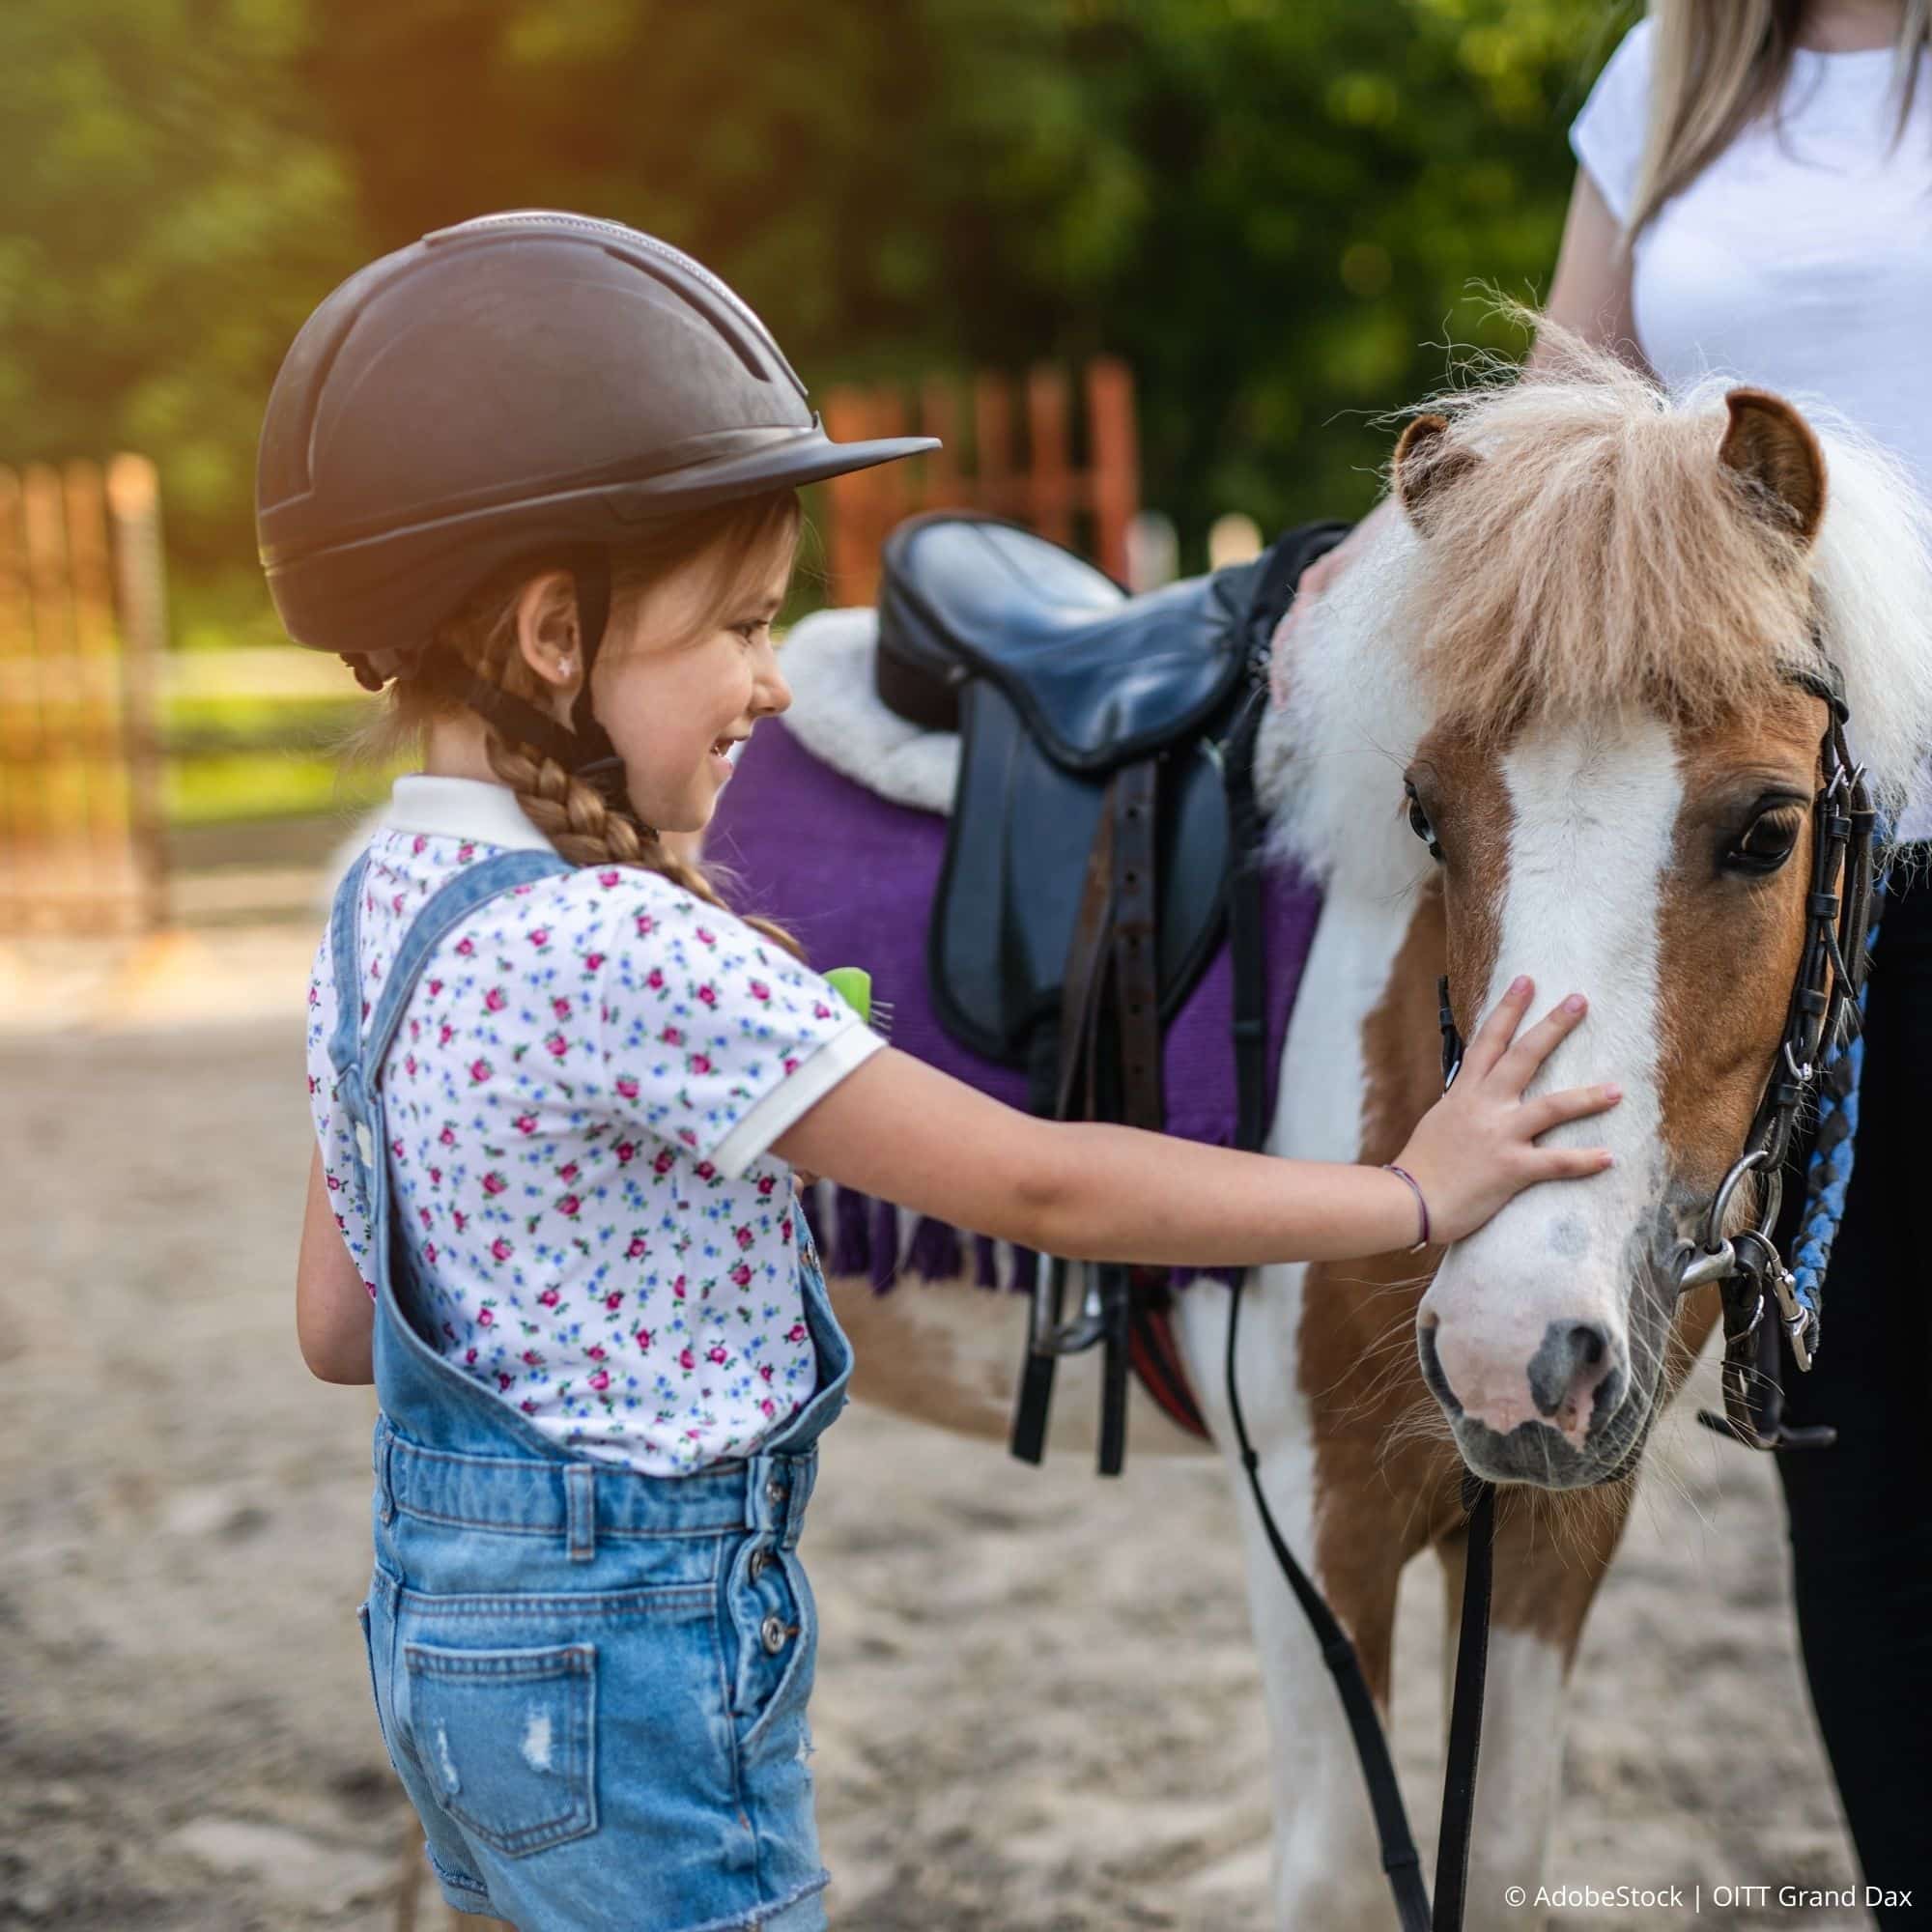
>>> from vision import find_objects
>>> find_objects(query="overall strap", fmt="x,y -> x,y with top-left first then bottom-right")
327,846 -> 573,1212
327,851 -> 374,1082
359,848 -> 575,1086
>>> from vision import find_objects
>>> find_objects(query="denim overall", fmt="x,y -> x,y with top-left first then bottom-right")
327,849 -> 853,1931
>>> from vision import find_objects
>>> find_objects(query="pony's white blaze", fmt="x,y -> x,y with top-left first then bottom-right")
1422,718 -> 1680,1449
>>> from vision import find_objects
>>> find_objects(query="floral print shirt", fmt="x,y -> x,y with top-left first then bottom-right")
305,775 -> 882,1475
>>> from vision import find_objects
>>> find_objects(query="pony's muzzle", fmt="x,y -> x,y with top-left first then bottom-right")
1418,1311 -> 1627,1449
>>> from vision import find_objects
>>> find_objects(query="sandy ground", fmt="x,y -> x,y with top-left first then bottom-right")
0,928 -> 1878,1931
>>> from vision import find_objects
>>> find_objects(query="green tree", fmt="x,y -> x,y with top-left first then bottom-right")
0,0 -> 366,579
2,0 -> 1630,588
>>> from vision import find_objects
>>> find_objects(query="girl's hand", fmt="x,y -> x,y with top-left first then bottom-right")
1392,978 -> 1618,1247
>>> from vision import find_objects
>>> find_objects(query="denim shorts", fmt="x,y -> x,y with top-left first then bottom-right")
359,1419 -> 834,1930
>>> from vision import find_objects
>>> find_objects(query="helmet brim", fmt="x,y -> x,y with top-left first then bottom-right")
630,429 -> 940,511
265,427 -> 943,663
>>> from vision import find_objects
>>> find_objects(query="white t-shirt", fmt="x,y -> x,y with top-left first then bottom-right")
306,775 -> 883,1476
1571,22 -> 1932,835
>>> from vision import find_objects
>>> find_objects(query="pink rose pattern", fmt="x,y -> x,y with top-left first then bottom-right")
305,820 -> 866,1474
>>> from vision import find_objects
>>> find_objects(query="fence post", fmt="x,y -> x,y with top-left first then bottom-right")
0,469 -> 29,930
1086,357 -> 1139,585
919,375 -> 960,506
822,386 -> 882,606
67,461 -> 141,927
23,465 -> 83,929
1024,367 -> 1073,548
972,372 -> 1014,523
106,454 -> 169,930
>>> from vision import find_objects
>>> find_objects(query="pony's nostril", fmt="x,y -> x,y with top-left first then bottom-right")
1526,1320 -> 1612,1418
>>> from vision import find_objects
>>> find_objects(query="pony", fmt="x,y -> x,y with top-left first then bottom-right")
756,332 -> 1932,1926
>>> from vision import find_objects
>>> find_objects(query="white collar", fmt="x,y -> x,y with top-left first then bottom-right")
383,775 -> 556,854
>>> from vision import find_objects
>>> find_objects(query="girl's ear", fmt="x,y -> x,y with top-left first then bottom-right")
513,572 -> 582,699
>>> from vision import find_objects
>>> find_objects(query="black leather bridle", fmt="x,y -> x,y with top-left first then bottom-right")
1672,662 -> 1878,1447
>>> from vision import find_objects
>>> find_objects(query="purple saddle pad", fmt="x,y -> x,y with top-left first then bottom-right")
705,718 -> 1323,1290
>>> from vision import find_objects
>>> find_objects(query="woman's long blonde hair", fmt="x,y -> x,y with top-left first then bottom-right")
1630,0 -> 1931,232
353,489 -> 804,954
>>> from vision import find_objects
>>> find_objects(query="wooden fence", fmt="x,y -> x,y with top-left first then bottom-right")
820,357 -> 1138,606
0,456 -> 169,935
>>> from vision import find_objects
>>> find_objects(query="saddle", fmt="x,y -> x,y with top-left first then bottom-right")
874,511 -> 1349,1471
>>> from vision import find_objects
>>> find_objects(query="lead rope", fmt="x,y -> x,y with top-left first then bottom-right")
1219,1283 -> 1495,1931
1221,644 -> 1492,1932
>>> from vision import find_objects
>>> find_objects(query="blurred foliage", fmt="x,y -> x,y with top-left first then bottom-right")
165,747 -> 397,825
2,0 -> 1632,589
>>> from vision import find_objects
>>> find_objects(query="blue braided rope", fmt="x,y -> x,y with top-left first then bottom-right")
1788,873 -> 1886,1326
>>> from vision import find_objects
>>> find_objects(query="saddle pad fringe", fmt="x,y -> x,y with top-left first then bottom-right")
802,1179 -> 1243,1296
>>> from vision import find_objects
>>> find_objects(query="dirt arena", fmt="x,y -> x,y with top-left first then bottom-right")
0,927 -> 1875,1930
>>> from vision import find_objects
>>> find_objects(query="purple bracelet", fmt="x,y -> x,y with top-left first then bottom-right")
1382,1163 -> 1432,1253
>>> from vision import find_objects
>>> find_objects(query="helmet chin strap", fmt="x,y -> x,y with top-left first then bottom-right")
559,552 -> 636,810
425,551 -> 654,833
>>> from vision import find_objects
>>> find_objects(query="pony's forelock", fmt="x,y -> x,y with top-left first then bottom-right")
1264,329 -> 1932,881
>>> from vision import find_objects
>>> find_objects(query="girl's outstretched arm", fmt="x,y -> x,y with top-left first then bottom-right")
297,1146 -> 375,1383
774,979 -> 1616,1267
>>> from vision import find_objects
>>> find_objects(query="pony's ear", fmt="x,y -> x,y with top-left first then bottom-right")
1393,413 -> 1481,531
1719,387 -> 1827,547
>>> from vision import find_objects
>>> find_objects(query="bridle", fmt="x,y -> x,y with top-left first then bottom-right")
1672,661 -> 1878,1447
1435,656 -> 1879,1453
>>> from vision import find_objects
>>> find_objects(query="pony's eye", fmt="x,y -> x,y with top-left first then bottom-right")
1405,782 -> 1444,862
1725,808 -> 1803,875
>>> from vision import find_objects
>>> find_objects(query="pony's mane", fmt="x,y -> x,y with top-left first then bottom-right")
1265,329 -> 1932,889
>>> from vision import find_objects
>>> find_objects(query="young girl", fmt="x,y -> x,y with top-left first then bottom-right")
268,213 -> 1617,1932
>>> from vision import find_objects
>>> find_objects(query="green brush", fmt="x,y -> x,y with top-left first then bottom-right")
824,966 -> 894,1037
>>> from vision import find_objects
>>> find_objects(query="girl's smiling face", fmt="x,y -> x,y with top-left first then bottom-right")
593,542 -> 795,834
509,504 -> 797,835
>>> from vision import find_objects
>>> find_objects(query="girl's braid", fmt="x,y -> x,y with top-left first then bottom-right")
471,619 -> 801,955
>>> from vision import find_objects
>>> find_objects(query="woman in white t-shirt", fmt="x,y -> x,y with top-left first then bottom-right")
1297,1 -> 1932,1905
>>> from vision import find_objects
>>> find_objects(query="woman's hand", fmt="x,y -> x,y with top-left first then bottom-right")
1392,977 -> 1618,1247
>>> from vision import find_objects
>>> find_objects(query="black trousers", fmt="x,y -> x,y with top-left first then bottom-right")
1772,850 -> 1932,1918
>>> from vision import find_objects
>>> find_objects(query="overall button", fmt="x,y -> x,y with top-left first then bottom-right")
765,1476 -> 787,1510
748,1548 -> 773,1582
759,1613 -> 789,1657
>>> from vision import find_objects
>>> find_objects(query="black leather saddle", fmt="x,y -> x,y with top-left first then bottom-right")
880,515 -> 1262,1078
874,511 -> 1350,1472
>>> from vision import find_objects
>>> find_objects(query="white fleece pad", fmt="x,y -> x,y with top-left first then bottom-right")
777,608 -> 959,817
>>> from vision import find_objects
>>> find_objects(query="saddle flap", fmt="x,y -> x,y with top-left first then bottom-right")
927,680 -> 1232,1067
878,514 -> 1250,772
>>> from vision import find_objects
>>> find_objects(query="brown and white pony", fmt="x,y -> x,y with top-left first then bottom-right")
796,338 -> 1932,1927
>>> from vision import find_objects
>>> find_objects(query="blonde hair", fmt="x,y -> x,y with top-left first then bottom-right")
1629,0 -> 1932,234
353,490 -> 804,954
1264,320 -> 1932,891
1390,326 -> 1932,810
